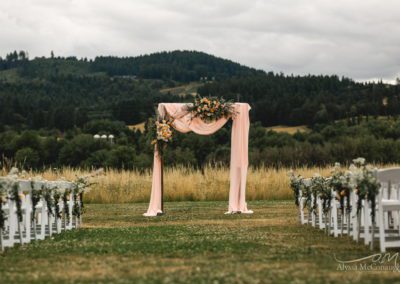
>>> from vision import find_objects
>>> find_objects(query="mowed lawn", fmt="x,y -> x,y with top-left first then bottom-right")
0,201 -> 399,283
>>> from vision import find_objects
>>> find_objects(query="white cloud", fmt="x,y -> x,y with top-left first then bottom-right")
1,0 -> 399,81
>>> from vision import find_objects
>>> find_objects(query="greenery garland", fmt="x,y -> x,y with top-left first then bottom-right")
310,175 -> 325,214
301,181 -> 314,214
0,183 -> 6,231
329,164 -> 352,216
317,178 -> 332,214
352,164 -> 380,223
10,183 -> 23,223
62,189 -> 71,221
72,177 -> 92,217
30,181 -> 42,222
43,185 -> 54,217
288,171 -> 303,206
72,187 -> 80,218
53,190 -> 62,219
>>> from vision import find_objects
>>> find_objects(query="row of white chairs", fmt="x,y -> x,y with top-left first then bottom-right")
298,168 -> 400,252
0,177 -> 82,251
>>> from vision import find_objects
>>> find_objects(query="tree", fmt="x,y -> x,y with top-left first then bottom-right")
15,147 -> 40,169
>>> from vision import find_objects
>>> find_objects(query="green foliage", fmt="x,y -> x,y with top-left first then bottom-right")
43,186 -> 54,217
30,182 -> 42,222
288,172 -> 303,206
15,147 -> 40,169
10,183 -> 23,223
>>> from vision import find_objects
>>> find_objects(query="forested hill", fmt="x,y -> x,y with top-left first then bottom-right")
1,50 -> 400,169
199,74 -> 400,126
0,50 -> 263,81
1,50 -> 400,130
92,51 -> 264,81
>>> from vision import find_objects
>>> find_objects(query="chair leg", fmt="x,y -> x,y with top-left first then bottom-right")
378,207 -> 386,253
0,228 -> 3,252
364,199 -> 370,245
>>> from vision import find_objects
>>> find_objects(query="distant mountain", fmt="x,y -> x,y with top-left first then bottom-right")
0,50 -> 264,82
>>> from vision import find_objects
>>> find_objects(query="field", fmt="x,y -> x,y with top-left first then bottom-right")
0,200 -> 397,283
266,125 -> 310,134
2,166 -> 336,204
159,82 -> 204,97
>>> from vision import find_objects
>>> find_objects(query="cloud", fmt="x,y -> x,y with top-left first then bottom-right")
1,0 -> 399,81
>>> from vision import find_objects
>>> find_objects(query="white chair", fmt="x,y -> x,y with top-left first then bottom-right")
0,201 -> 12,251
376,168 -> 400,252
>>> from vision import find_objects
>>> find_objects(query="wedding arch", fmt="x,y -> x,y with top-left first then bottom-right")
144,101 -> 253,216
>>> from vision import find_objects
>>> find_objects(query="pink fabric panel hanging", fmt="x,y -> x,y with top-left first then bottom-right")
144,102 -> 252,216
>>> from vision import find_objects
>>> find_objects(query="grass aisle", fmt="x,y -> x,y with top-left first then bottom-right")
0,201 -> 397,283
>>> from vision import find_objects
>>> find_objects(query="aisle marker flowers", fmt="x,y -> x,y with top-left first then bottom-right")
289,157 -> 380,230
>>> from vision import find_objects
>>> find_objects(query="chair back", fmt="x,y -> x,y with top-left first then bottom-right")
376,168 -> 400,199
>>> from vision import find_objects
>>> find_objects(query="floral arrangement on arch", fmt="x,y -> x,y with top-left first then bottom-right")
151,114 -> 174,155
150,95 -> 236,154
186,95 -> 236,123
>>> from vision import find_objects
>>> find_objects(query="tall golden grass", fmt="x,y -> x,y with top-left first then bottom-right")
1,165 -> 335,203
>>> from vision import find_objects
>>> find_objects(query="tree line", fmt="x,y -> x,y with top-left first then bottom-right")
1,50 -> 400,170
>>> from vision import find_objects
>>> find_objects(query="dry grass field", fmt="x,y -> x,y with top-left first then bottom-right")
159,82 -> 203,97
128,122 -> 146,132
266,125 -> 310,134
1,166 -> 336,204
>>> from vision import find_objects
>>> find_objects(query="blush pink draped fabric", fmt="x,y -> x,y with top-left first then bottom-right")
144,102 -> 253,216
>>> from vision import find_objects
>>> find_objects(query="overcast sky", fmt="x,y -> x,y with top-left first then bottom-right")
1,0 -> 399,82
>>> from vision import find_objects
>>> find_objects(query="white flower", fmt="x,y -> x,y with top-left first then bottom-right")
7,167 -> 19,176
352,157 -> 366,166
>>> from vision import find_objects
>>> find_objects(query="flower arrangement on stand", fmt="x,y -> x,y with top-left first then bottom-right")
311,175 -> 332,234
348,158 -> 380,247
288,171 -> 304,206
186,95 -> 236,123
329,163 -> 353,235
0,167 -> 103,251
289,157 -> 380,241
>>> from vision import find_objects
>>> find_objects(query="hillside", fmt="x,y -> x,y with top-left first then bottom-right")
198,74 -> 400,126
1,50 -> 400,131
2,50 -> 400,171
0,50 -> 263,82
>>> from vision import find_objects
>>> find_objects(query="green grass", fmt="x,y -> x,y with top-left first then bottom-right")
159,82 -> 203,97
0,201 -> 398,283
